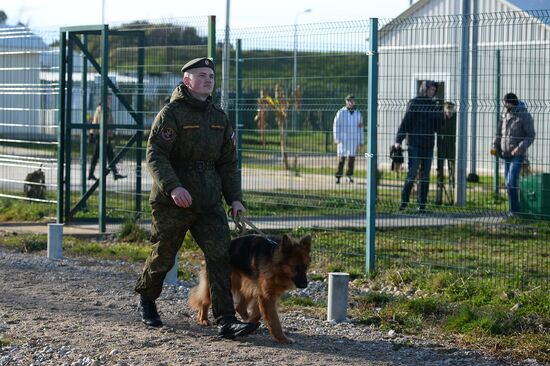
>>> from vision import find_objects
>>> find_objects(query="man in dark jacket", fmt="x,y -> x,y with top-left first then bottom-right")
134,57 -> 256,338
492,92 -> 535,214
394,80 -> 442,211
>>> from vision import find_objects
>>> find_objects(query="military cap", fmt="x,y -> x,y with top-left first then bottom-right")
345,94 -> 355,100
181,57 -> 215,73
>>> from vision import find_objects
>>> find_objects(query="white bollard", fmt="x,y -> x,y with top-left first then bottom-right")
47,223 -> 63,259
165,254 -> 179,286
327,272 -> 349,323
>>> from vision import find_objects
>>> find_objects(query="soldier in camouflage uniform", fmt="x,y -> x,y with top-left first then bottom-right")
135,57 -> 256,339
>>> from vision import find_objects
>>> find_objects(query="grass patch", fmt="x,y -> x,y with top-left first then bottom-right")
280,295 -> 320,307
0,338 -> 13,347
348,266 -> 550,363
0,198 -> 55,222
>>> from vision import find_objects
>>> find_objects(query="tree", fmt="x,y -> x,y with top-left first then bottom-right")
0,11 -> 7,25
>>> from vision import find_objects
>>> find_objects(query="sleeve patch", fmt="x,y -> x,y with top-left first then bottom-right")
160,127 -> 176,142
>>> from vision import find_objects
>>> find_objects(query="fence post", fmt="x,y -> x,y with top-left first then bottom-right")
80,35 -> 88,206
468,0 -> 480,183
47,223 -> 63,259
457,2 -> 471,206
494,49 -> 501,199
208,16 -> 216,61
366,18 -> 379,275
65,36 -> 74,220
327,272 -> 349,322
136,32 -> 145,216
236,39 -> 243,171
99,24 -> 109,233
165,255 -> 178,286
57,31 -> 67,224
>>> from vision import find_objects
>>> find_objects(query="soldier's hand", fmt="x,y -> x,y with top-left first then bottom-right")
231,201 -> 246,220
394,142 -> 401,149
171,187 -> 192,208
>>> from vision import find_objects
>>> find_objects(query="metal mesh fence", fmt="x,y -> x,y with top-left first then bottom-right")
0,25 -> 58,212
374,12 -> 550,288
228,21 -> 371,273
63,18 -> 210,228
0,12 -> 549,288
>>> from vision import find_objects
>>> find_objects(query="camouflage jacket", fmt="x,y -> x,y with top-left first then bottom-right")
146,84 -> 241,210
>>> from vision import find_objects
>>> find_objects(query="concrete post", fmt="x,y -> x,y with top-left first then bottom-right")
47,223 -> 63,259
327,272 -> 349,322
165,254 -> 178,286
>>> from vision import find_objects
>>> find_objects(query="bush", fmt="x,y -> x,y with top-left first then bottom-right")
118,219 -> 150,243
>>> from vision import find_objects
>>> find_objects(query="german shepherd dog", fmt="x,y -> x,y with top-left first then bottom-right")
188,234 -> 312,343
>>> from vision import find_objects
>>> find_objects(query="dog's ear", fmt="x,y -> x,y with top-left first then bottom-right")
281,234 -> 294,252
300,235 -> 312,252
281,234 -> 292,245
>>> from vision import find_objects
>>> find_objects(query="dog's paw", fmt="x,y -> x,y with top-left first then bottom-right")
197,319 -> 211,326
276,336 -> 294,344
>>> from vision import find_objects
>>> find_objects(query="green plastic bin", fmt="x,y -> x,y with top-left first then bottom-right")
520,173 -> 550,220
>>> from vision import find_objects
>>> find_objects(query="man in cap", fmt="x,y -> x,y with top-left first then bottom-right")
394,80 -> 442,212
492,92 -> 535,215
135,57 -> 257,338
333,94 -> 364,184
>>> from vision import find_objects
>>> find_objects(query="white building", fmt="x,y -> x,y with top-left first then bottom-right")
377,0 -> 550,175
0,24 -> 49,140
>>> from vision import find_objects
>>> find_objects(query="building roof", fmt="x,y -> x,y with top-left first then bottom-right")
391,0 -> 550,20
380,0 -> 550,39
0,24 -> 48,50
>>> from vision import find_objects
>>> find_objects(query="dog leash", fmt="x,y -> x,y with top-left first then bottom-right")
228,209 -> 278,246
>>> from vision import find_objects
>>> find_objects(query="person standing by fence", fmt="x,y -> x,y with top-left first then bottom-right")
394,80 -> 441,212
88,95 -> 126,181
492,92 -> 535,215
333,94 -> 364,184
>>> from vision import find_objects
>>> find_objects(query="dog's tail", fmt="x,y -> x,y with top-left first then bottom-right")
188,269 -> 210,311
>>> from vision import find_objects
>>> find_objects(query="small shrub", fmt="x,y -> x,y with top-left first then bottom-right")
426,272 -> 453,292
446,306 -> 479,332
21,235 -> 47,252
405,297 -> 445,317
281,295 -> 319,307
118,219 -> 150,243
357,292 -> 393,308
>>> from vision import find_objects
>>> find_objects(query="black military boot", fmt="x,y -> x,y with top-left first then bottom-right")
217,315 -> 257,339
139,297 -> 163,327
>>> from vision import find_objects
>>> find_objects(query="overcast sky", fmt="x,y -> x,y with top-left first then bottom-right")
2,0 -> 415,30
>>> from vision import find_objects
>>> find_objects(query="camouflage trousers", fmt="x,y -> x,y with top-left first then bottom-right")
135,203 -> 234,320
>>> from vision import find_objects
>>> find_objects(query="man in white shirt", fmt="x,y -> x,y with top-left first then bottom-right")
333,94 -> 364,184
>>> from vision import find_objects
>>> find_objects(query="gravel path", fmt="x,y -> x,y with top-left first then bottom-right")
0,247 -> 543,366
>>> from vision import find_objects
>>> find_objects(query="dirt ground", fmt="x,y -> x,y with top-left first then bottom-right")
0,246 -> 542,366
